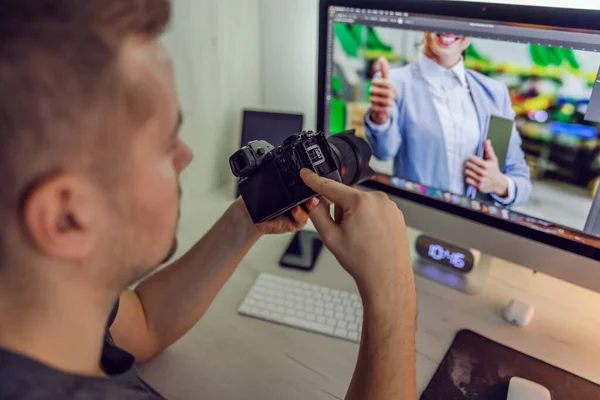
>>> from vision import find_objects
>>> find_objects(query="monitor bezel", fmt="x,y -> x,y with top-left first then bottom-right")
317,0 -> 600,262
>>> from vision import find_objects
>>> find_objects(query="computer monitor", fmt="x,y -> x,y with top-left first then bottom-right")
317,0 -> 600,293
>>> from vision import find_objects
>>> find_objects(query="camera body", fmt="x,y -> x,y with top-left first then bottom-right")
230,131 -> 342,223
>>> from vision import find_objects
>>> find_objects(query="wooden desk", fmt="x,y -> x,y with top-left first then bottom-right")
139,190 -> 600,399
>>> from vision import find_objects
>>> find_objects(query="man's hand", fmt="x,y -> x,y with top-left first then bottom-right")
299,169 -> 412,299
465,140 -> 509,197
300,168 -> 416,400
369,57 -> 397,126
235,197 -> 320,236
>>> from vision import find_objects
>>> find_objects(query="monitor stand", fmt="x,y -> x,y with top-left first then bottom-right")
412,252 -> 492,295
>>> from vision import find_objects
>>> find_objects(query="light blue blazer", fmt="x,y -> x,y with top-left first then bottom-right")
364,62 -> 532,207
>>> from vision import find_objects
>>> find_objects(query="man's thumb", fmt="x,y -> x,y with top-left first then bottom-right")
378,57 -> 390,80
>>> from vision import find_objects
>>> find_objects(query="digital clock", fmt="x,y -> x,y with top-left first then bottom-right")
415,235 -> 477,274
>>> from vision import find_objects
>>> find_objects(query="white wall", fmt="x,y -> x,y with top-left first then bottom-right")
163,0 -> 263,195
260,0 -> 320,130
259,0 -> 600,133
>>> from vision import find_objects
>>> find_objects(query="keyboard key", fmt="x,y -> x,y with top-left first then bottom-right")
294,303 -> 304,310
286,309 -> 296,316
331,289 -> 340,296
345,315 -> 355,323
324,303 -> 334,310
314,293 -> 323,299
297,311 -> 306,318
306,298 -> 315,305
276,306 -> 285,314
345,307 -> 354,314
317,316 -> 326,323
307,313 -> 316,321
304,305 -> 314,312
271,313 -> 283,322
342,299 -> 351,306
356,317 -> 363,325
315,300 -> 325,307
337,320 -> 348,329
341,292 -> 349,298
323,295 -> 332,301
335,328 -> 347,337
321,288 -> 330,294
335,312 -> 344,320
239,305 -> 252,314
348,332 -> 359,341
325,310 -> 334,318
335,305 -> 344,312
326,318 -> 337,326
283,316 -> 335,336
315,307 -> 324,315
348,323 -> 359,331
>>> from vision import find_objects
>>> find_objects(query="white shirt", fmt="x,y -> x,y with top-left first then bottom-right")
418,55 -> 515,203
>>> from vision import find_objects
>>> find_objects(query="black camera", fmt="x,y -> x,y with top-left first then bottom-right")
230,130 -> 373,223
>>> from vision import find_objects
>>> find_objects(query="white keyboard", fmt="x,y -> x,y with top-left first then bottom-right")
238,273 -> 363,343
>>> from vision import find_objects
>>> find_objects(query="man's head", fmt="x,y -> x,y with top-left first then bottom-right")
423,33 -> 472,69
0,0 -> 192,293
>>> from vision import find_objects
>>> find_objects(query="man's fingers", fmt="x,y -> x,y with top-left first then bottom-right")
467,156 -> 487,169
464,169 -> 482,183
371,106 -> 390,114
371,78 -> 394,90
465,161 -> 486,177
291,206 -> 310,227
301,169 -> 359,210
370,97 -> 394,108
466,178 -> 479,188
369,87 -> 394,98
305,197 -> 320,211
308,201 -> 338,245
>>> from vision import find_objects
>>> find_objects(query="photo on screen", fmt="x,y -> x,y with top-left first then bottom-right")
327,23 -> 600,240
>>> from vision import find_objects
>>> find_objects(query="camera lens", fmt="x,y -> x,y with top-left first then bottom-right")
327,133 -> 374,186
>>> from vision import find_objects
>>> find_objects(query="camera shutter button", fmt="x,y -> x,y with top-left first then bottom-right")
257,148 -> 266,156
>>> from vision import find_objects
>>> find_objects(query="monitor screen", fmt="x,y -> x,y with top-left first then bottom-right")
322,5 -> 600,250
241,110 -> 304,148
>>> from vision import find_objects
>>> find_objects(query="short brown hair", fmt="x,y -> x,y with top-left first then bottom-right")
0,0 -> 171,261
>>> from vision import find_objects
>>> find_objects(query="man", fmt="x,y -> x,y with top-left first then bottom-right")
365,33 -> 532,208
0,1 -> 416,399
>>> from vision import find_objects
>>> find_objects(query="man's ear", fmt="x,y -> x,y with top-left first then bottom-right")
22,175 -> 100,262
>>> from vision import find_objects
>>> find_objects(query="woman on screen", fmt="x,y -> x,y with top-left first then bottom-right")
364,33 -> 532,207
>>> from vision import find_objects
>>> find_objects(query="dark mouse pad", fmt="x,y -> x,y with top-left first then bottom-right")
420,330 -> 600,400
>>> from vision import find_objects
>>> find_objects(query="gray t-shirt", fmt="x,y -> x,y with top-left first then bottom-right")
0,300 -> 165,399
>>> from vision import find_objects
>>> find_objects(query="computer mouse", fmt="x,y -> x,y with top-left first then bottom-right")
507,377 -> 551,400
